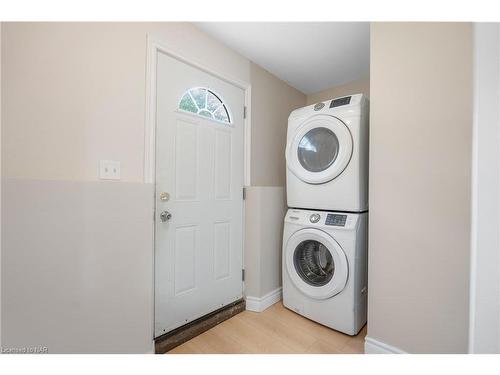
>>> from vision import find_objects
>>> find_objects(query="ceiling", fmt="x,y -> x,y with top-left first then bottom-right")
195,22 -> 370,95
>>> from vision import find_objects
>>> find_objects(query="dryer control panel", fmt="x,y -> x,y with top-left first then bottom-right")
325,214 -> 347,226
329,96 -> 351,108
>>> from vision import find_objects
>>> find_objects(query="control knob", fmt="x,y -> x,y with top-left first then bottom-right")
310,213 -> 321,223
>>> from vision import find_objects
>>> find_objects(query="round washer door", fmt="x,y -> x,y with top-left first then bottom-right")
285,228 -> 348,300
286,115 -> 353,184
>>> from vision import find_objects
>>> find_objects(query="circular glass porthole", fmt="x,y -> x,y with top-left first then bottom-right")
297,127 -> 339,173
293,240 -> 335,287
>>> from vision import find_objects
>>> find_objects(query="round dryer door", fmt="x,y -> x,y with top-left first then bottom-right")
286,115 -> 353,184
285,228 -> 348,300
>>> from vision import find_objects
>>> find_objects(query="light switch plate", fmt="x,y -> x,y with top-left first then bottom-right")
99,160 -> 121,180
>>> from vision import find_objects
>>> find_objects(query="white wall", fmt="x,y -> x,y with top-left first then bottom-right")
250,62 -> 306,187
1,21 -> 250,354
306,77 -> 370,105
1,22 -> 303,352
244,63 -> 305,307
1,22 -> 250,182
367,22 -> 473,354
469,22 -> 500,354
0,21 -> 3,349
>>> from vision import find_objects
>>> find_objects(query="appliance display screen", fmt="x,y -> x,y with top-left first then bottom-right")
330,96 -> 351,108
325,214 -> 347,226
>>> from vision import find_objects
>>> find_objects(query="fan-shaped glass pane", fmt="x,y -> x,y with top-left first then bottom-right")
179,93 -> 198,113
190,87 -> 206,109
206,91 -> 223,112
213,106 -> 230,123
198,110 -> 213,119
178,87 -> 232,125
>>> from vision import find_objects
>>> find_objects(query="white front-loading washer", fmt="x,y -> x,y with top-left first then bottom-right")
282,208 -> 368,335
286,94 -> 369,212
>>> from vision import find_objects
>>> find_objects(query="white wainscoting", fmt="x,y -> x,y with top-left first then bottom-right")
244,186 -> 286,305
1,178 -> 154,353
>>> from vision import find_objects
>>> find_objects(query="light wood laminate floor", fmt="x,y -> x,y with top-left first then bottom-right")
167,302 -> 367,354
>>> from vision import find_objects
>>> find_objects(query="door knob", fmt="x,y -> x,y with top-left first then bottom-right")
160,210 -> 172,222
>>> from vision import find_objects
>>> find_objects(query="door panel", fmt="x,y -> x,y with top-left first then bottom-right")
174,225 -> 197,295
175,120 -> 199,200
154,52 -> 245,337
215,129 -> 232,199
214,221 -> 231,280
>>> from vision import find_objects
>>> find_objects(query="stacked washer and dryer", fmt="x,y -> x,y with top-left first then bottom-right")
282,94 -> 369,335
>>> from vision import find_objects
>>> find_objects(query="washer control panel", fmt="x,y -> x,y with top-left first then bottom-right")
286,209 -> 361,229
325,214 -> 347,226
309,213 -> 321,223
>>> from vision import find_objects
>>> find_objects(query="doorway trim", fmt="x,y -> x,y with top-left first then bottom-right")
469,23 -> 500,354
144,35 -> 252,186
144,34 -> 251,342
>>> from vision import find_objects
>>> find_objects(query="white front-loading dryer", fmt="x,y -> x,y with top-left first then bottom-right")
282,208 -> 368,335
286,94 -> 369,212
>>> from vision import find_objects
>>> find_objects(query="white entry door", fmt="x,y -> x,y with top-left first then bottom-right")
154,52 -> 245,337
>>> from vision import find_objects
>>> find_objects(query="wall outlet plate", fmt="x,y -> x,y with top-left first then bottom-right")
99,160 -> 121,180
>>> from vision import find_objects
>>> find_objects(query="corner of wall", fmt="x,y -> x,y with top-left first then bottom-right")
248,61 -> 306,187
244,186 -> 286,310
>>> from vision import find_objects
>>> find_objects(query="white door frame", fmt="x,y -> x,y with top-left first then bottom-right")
144,35 -> 251,339
469,22 -> 500,354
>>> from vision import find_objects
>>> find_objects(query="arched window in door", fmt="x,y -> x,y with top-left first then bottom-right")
178,87 -> 232,125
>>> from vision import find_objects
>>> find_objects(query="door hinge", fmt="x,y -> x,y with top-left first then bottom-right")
242,269 -> 245,281
243,187 -> 246,200
243,106 -> 247,119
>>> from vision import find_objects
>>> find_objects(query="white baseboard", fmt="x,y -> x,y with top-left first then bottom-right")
245,287 -> 282,312
364,336 -> 407,354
